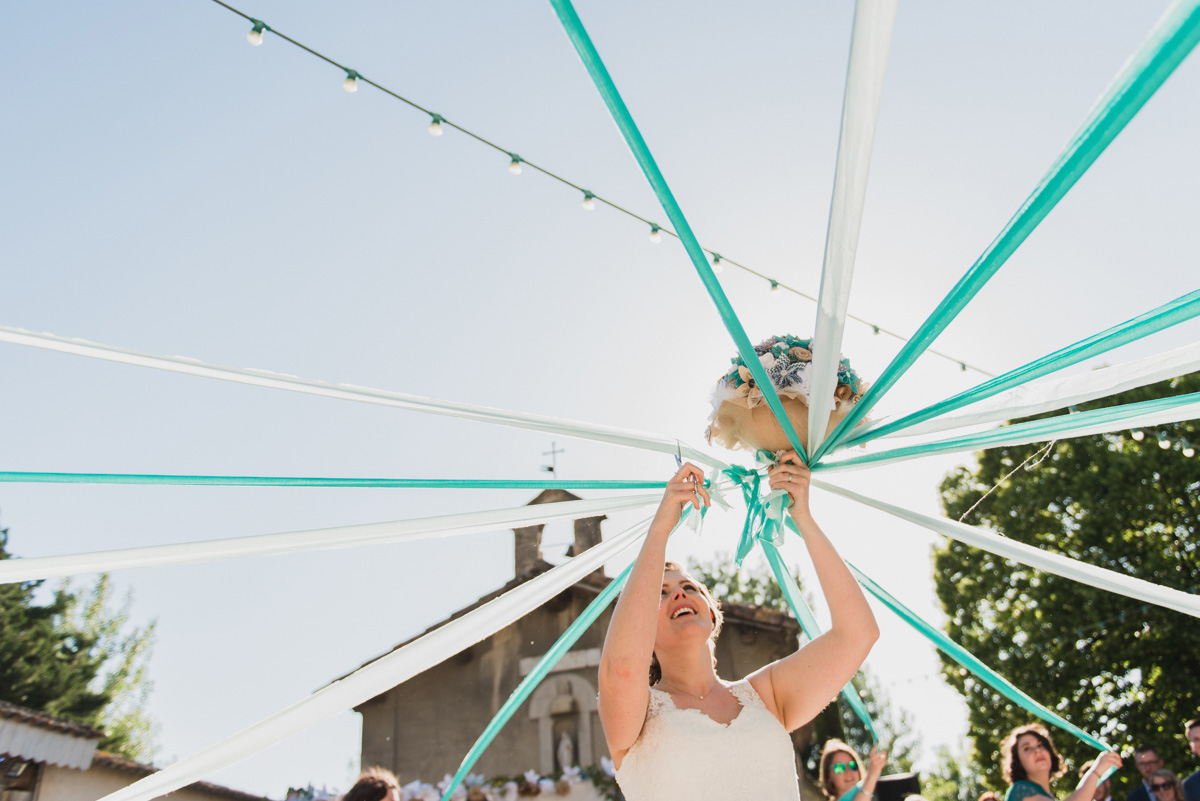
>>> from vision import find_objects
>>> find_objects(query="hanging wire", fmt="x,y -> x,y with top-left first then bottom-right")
958,440 -> 1058,523
208,0 -> 994,377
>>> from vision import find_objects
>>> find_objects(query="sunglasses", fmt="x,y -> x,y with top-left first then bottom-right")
1150,783 -> 1173,792
832,762 -> 860,775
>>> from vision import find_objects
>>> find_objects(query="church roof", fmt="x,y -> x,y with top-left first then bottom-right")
91,751 -> 275,801
0,700 -> 103,770
335,561 -> 801,688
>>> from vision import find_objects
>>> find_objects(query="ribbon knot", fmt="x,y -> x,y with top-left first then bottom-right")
720,450 -> 791,564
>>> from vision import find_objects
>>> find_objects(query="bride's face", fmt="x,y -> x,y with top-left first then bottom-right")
657,570 -> 715,645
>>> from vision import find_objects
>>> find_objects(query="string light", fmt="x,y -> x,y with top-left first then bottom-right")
1157,431 -> 1171,450
649,224 -> 662,244
207,0 -> 994,378
770,279 -> 780,295
1131,428 -> 1145,441
507,154 -> 523,175
711,253 -> 724,274
246,18 -> 268,46
1182,439 -> 1196,458
581,191 -> 595,211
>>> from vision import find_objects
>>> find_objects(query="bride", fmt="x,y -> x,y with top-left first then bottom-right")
597,452 -> 879,800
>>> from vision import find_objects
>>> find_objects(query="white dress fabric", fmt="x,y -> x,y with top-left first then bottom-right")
616,679 -> 801,801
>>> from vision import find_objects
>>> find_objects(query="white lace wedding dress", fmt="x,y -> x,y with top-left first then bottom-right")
616,679 -> 802,800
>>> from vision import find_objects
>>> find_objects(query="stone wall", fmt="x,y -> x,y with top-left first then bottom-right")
359,579 -> 814,790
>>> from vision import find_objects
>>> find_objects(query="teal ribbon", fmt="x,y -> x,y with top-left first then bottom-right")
845,560 -> 1111,754
813,0 -> 1200,463
721,452 -> 790,564
761,536 -> 878,742
438,559 -> 633,801
814,390 -> 1200,472
844,288 -> 1200,447
0,471 -> 665,490
547,0 -> 808,463
438,510 -> 694,801
720,454 -> 879,739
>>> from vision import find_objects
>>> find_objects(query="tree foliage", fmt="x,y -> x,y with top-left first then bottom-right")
0,525 -> 158,760
921,746 -> 988,801
935,374 -> 1200,795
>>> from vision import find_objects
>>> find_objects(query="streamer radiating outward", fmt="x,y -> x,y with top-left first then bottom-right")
815,391 -> 1200,472
94,516 -> 654,801
0,494 -> 660,584
842,288 -> 1200,447
811,478 -> 1200,618
807,0 -> 898,453
813,0 -> 1200,462
547,0 -> 811,462
857,341 -> 1200,441
0,325 -> 729,472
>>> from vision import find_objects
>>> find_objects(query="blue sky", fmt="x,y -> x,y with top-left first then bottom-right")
2,1 -> 1198,797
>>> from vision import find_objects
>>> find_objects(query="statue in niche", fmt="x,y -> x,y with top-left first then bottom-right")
556,730 -> 576,771
549,679 -> 579,772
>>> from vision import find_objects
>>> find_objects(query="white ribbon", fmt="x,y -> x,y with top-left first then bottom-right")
807,0 -> 898,451
0,325 -> 728,471
819,394 -> 1200,472
0,494 -> 659,584
95,515 -> 652,801
812,479 -> 1200,618
863,341 -> 1200,441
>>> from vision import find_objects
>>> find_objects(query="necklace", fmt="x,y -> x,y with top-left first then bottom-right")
660,678 -> 721,700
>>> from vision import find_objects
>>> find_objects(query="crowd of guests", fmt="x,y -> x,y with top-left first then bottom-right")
333,716 -> 1200,801
992,719 -> 1200,801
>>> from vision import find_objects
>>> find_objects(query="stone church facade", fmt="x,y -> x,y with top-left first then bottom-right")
354,490 -> 815,787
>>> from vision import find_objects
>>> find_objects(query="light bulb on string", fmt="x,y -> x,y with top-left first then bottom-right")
508,154 -> 523,175
1131,428 -> 1145,441
711,253 -> 724,274
428,114 -> 444,136
246,19 -> 268,46
1183,439 -> 1196,458
582,191 -> 596,211
343,69 -> 361,93
649,225 -> 662,244
770,279 -> 780,296
1157,431 -> 1171,450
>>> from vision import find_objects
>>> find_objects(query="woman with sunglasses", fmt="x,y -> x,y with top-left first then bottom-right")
1000,724 -> 1121,801
820,738 -> 887,801
1150,769 -> 1186,801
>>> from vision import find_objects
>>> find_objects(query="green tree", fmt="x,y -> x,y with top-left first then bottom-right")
62,574 -> 158,759
935,374 -> 1200,795
0,526 -> 158,760
688,553 -> 919,777
921,746 -> 988,801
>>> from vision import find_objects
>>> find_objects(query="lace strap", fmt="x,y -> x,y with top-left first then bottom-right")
729,679 -> 768,710
647,685 -> 671,715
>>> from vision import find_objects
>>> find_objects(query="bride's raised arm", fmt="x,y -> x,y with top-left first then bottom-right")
597,463 -> 710,763
748,451 -> 879,732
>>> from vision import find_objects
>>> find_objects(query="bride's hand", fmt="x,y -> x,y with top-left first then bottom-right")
767,451 -> 811,515
650,463 -> 709,534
